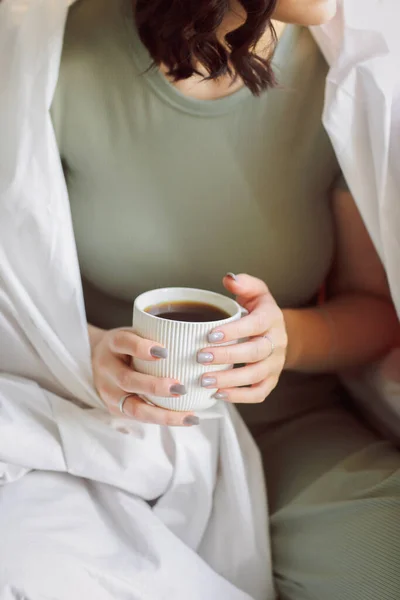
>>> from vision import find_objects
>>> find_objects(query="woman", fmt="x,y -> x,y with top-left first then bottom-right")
41,0 -> 400,597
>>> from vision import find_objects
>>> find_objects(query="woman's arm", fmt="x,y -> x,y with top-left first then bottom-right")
283,187 -> 400,373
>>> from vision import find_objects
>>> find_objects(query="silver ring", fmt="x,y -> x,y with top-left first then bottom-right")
118,394 -> 131,416
263,334 -> 275,358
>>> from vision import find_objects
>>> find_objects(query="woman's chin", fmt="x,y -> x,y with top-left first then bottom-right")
274,0 -> 338,26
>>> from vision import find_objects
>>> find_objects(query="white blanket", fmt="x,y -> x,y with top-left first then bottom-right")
0,0 -> 398,598
312,0 -> 400,439
0,1 -> 272,598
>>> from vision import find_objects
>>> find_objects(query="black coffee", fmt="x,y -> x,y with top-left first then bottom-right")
146,301 -> 230,322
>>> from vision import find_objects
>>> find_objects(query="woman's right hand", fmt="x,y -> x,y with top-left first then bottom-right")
90,326 -> 199,427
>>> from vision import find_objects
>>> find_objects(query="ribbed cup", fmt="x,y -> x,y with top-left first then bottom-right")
133,288 -> 242,411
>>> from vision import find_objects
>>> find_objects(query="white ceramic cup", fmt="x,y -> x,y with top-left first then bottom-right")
132,287 -> 243,411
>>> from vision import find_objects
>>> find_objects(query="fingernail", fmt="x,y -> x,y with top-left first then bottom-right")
214,391 -> 228,400
201,376 -> 217,388
208,331 -> 225,343
226,272 -> 238,281
197,352 -> 214,364
150,346 -> 168,359
183,416 -> 200,426
170,384 -> 187,395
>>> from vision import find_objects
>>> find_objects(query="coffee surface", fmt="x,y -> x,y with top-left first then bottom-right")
146,301 -> 230,322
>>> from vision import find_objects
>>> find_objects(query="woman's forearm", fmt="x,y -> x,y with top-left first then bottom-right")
283,293 -> 400,373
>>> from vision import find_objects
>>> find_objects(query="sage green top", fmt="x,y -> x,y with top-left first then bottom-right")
52,0 -> 344,423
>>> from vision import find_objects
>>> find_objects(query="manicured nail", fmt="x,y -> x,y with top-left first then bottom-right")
226,272 -> 238,281
183,415 -> 200,426
150,346 -> 168,359
170,384 -> 187,395
214,391 -> 228,400
208,331 -> 225,343
197,352 -> 214,364
201,376 -> 217,388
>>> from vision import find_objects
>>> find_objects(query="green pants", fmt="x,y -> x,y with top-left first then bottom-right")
254,401 -> 400,600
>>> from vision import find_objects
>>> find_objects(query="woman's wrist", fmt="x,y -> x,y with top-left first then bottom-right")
282,309 -> 304,371
88,323 -> 106,354
281,309 -> 297,370
282,307 -> 333,372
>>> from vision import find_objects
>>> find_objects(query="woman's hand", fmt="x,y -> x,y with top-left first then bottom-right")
90,326 -> 199,426
198,274 -> 288,403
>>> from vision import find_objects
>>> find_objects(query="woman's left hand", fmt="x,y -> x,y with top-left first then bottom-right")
198,273 -> 288,403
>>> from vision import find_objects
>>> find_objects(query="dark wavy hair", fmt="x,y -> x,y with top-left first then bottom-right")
134,0 -> 279,96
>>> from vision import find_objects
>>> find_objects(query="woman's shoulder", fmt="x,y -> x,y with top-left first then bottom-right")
265,25 -> 333,151
273,25 -> 329,89
51,0 -> 138,150
60,0 -> 133,74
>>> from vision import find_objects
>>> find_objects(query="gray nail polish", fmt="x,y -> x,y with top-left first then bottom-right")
183,416 -> 200,426
201,376 -> 217,388
197,352 -> 214,364
208,331 -> 225,343
150,346 -> 168,359
226,272 -> 238,281
214,391 -> 228,400
170,384 -> 187,396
